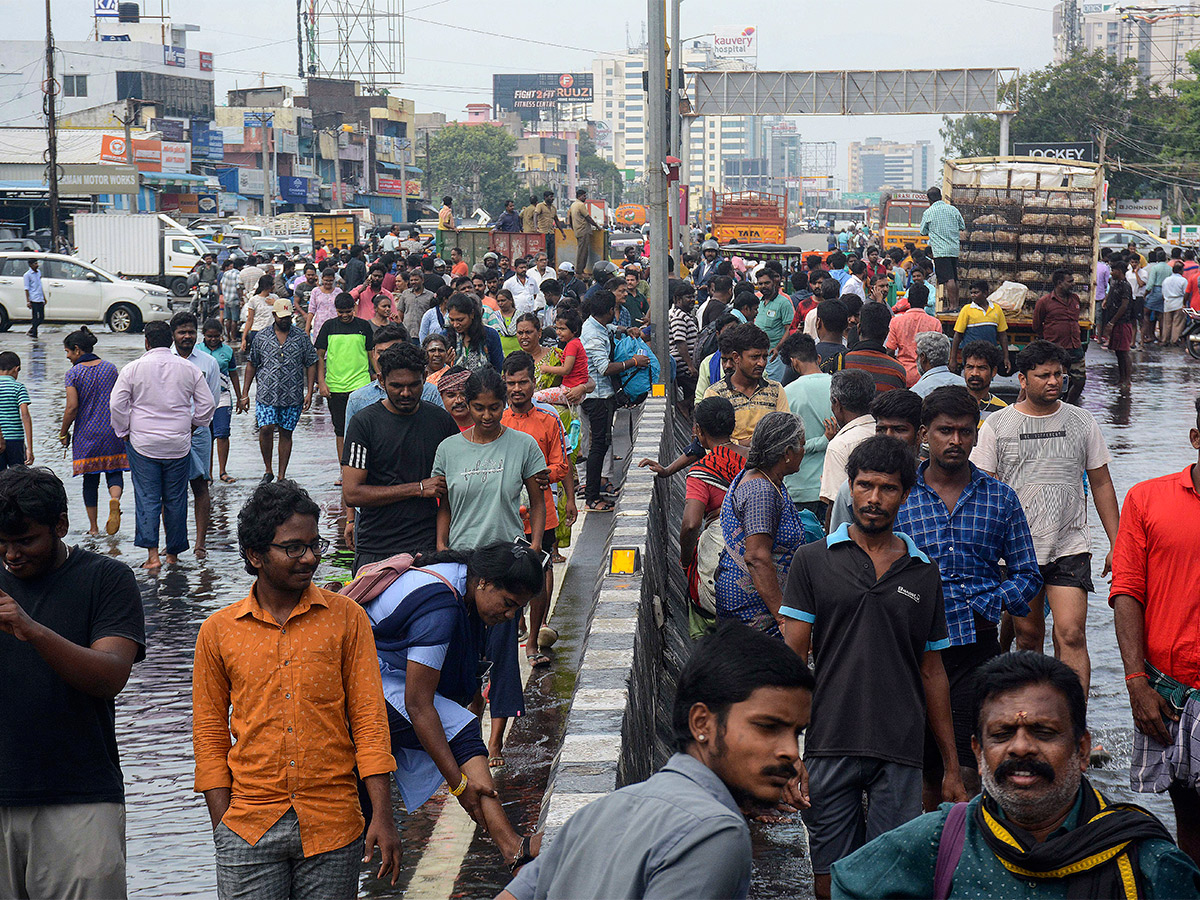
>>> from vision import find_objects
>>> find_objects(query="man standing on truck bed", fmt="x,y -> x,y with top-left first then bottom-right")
918,186 -> 966,310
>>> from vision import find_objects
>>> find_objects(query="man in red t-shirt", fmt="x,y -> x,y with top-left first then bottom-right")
1112,400 -> 1200,863
449,246 -> 469,279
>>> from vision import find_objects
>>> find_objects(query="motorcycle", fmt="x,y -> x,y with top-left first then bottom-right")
1183,307 -> 1200,360
190,280 -> 219,321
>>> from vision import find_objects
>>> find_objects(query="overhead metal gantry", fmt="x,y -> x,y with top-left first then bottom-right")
690,68 -> 1020,117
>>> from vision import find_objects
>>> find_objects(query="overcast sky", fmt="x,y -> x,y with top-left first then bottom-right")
18,0 -> 1059,179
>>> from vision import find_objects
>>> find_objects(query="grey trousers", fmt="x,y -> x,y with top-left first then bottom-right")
214,808 -> 360,900
0,802 -> 126,900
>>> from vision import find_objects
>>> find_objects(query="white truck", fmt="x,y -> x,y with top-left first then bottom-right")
73,213 -> 210,297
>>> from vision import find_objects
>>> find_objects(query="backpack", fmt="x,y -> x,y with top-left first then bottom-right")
694,515 -> 725,616
610,331 -> 660,407
339,553 -> 458,606
693,319 -> 721,370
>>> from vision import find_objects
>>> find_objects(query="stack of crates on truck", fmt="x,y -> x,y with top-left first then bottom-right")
711,191 -> 788,245
942,157 -> 1103,347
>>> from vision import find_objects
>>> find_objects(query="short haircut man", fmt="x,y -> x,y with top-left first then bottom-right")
782,434 -> 957,897
501,621 -> 814,900
0,466 -> 145,899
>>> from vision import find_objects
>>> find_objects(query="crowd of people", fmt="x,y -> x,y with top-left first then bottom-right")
6,183 -> 1200,900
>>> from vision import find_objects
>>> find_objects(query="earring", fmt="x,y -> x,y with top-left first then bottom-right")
697,734 -> 707,742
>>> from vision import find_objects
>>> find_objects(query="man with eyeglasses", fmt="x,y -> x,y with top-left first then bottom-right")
192,480 -> 402,899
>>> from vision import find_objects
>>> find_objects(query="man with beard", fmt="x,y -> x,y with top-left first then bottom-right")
782,434 -> 965,899
894,386 -> 1041,810
341,344 -> 458,574
960,340 -> 1008,421
498,621 -> 814,900
702,323 -> 789,446
831,652 -> 1200,899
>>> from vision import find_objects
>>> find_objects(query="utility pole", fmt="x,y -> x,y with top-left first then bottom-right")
44,0 -> 60,245
123,97 -> 135,214
260,109 -> 272,218
669,0 -> 682,262
648,0 -> 672,410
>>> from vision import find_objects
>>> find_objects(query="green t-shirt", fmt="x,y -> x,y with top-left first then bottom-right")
432,427 -> 547,549
315,316 -> 374,393
625,290 -> 649,324
755,293 -> 794,345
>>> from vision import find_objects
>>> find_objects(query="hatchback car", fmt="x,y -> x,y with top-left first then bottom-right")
0,253 -> 174,333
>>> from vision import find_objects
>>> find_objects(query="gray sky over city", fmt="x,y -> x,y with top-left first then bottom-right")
17,0 -> 1059,178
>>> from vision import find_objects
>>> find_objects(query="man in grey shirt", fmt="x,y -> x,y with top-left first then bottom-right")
393,269 -> 437,339
498,621 -> 814,900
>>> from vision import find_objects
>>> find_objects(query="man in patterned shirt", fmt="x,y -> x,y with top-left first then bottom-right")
220,260 -> 242,344
702,323 -> 789,445
918,186 -> 966,308
238,299 -> 318,484
895,386 -> 1041,807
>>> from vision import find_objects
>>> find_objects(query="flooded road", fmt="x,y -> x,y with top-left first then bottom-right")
5,325 -> 1197,897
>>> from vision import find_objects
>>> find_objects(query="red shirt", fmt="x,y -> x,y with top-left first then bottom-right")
1032,291 -> 1082,350
1109,466 -> 1200,686
1184,261 -> 1200,312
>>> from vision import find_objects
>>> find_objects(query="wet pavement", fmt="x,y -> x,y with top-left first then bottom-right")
5,325 -> 1198,897
4,327 -> 616,899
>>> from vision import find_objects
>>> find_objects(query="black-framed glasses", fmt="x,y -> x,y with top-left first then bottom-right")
513,537 -> 551,571
269,538 -> 331,559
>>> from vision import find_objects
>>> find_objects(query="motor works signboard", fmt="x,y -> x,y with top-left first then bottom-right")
51,164 -> 138,195
493,74 -> 594,122
100,135 -> 192,173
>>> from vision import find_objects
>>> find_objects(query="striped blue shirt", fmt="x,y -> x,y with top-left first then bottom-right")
894,462 -> 1042,646
0,376 -> 30,441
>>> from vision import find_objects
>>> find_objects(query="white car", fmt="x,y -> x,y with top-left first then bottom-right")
1099,227 -> 1172,256
0,252 -> 174,333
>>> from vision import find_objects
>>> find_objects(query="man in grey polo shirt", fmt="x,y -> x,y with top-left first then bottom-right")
498,621 -> 814,900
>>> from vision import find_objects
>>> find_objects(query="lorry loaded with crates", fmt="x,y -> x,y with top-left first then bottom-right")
711,190 -> 788,246
939,157 -> 1103,349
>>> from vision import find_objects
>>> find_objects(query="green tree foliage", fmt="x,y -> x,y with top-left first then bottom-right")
578,132 -> 624,205
425,124 -> 520,217
940,51 -> 1170,198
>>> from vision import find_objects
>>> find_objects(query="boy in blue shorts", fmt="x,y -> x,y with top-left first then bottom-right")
0,352 -> 33,469
197,318 -> 242,483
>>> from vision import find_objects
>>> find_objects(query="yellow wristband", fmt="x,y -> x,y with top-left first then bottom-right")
449,773 -> 468,797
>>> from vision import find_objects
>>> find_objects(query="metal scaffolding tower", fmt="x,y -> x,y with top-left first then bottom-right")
298,0 -> 405,87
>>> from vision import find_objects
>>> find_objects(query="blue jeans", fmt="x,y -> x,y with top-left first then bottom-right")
126,442 -> 190,554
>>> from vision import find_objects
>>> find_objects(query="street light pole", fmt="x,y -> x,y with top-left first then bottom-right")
648,0 -> 671,407
670,0 -> 682,261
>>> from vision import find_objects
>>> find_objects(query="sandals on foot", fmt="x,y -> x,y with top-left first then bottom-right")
489,755 -> 505,769
526,652 -> 552,668
585,498 -> 615,511
219,473 -> 236,483
508,834 -> 536,874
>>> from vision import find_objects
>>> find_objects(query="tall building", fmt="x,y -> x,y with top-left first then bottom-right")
589,38 -> 755,201
1053,2 -> 1200,85
847,138 -> 932,193
0,9 -> 215,127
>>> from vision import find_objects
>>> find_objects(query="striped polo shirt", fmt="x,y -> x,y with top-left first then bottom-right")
0,376 -> 30,441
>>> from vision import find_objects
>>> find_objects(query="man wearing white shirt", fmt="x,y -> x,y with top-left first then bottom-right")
529,251 -> 557,287
504,257 -> 540,315
110,321 -> 215,571
381,225 -> 400,253
842,259 -> 867,300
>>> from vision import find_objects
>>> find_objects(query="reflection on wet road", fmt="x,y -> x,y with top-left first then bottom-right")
6,326 -> 1198,897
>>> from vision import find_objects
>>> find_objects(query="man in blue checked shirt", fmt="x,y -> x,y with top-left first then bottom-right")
895,385 -> 1041,809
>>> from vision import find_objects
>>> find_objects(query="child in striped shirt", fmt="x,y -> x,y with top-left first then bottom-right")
0,351 -> 33,468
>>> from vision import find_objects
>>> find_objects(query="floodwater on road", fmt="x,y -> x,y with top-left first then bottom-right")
3,325 -> 1197,898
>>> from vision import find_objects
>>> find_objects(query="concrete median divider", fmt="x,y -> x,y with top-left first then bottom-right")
532,396 -> 697,836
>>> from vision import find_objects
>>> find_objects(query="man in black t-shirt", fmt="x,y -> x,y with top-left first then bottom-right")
341,343 -> 458,572
0,467 -> 145,898
780,435 -> 964,900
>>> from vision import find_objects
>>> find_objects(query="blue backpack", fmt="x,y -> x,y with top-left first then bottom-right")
610,332 -> 660,407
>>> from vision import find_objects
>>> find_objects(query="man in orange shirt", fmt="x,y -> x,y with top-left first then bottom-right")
500,351 -> 569,668
192,481 -> 401,898
450,246 -> 470,279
